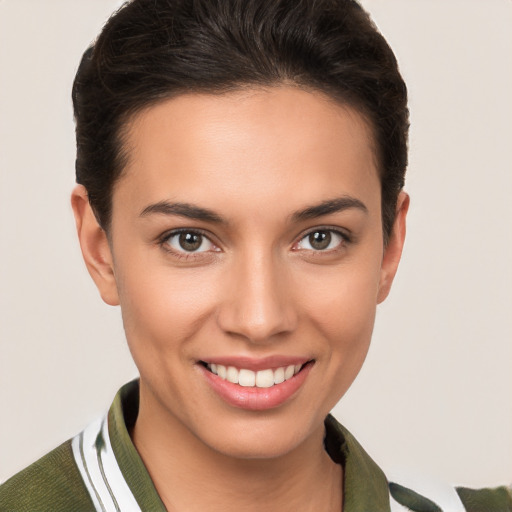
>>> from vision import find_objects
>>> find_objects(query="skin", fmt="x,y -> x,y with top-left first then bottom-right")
72,86 -> 408,511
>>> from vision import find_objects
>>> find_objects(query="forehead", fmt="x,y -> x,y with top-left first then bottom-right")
115,86 -> 380,222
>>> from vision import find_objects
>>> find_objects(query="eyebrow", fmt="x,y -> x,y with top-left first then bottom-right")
292,196 -> 368,222
139,201 -> 225,224
139,195 -> 368,224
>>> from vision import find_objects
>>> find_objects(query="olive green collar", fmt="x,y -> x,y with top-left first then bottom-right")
108,380 -> 167,511
325,415 -> 391,512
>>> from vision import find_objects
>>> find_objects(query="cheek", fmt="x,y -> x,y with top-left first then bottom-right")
316,280 -> 376,366
115,259 -> 221,364
297,253 -> 382,378
302,255 -> 381,333
312,273 -> 378,405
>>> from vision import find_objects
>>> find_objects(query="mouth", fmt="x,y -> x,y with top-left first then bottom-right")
197,359 -> 315,410
200,361 -> 311,388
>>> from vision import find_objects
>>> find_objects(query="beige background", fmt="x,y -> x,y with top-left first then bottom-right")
1,0 -> 511,487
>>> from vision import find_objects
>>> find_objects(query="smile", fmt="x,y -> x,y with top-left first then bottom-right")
205,363 -> 304,388
198,359 -> 314,410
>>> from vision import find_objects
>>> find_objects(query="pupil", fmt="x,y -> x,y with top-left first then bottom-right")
179,232 -> 202,251
309,231 -> 331,250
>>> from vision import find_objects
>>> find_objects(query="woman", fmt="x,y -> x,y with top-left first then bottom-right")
0,1 -> 510,510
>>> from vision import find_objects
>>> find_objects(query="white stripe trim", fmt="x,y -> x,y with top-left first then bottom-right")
71,414 -> 142,512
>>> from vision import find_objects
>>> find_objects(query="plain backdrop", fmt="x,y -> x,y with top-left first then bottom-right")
1,0 -> 511,487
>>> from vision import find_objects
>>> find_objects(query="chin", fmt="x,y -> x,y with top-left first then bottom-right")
194,409 -> 324,461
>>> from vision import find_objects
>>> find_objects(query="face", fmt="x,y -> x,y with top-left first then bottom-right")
73,86 -> 407,459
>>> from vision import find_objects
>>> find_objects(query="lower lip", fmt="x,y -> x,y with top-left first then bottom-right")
199,363 -> 313,411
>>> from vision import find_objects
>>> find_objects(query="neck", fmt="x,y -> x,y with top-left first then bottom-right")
132,388 -> 343,512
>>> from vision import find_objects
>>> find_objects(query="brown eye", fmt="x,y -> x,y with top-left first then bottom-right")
164,230 -> 217,253
296,229 -> 345,252
308,231 -> 331,250
179,232 -> 202,251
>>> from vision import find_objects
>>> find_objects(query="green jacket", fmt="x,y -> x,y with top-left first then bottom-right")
1,380 -> 510,511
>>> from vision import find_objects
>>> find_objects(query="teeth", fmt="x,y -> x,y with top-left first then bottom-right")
255,369 -> 274,388
273,367 -> 285,384
284,365 -> 295,380
226,366 -> 239,384
239,369 -> 256,387
217,364 -> 226,379
207,362 -> 304,388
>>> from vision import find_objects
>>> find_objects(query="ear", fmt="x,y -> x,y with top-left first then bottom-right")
377,191 -> 410,304
71,185 -> 120,306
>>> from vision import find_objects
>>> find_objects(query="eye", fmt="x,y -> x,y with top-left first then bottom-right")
163,230 -> 218,254
295,229 -> 346,251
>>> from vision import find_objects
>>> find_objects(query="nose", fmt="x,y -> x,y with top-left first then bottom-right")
216,250 -> 298,344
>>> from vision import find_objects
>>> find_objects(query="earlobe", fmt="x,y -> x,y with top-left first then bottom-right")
71,185 -> 120,306
377,191 -> 410,304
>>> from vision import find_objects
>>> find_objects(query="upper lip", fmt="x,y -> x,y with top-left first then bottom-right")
199,355 -> 313,371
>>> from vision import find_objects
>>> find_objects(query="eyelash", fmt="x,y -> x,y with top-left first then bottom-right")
158,226 -> 351,260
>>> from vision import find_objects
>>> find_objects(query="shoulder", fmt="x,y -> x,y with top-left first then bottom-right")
0,439 -> 95,512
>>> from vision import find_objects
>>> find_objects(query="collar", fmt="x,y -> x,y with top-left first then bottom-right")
324,415 -> 391,512
107,379 -> 391,511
